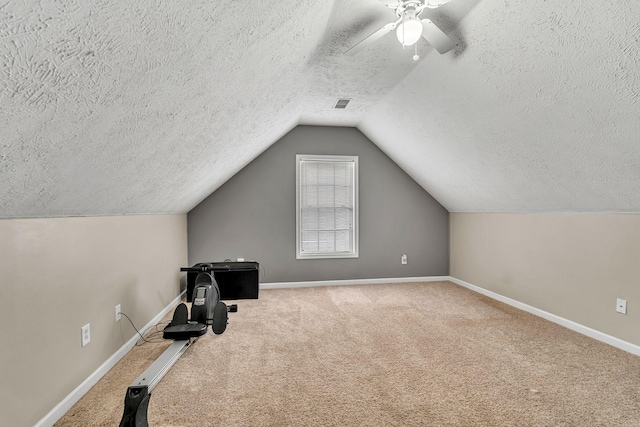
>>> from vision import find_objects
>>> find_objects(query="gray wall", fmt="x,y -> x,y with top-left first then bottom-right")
188,125 -> 449,283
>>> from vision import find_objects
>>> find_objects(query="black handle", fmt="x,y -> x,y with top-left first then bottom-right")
180,266 -> 212,272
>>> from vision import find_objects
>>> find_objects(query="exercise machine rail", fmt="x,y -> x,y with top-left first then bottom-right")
119,339 -> 192,427
120,268 -> 231,427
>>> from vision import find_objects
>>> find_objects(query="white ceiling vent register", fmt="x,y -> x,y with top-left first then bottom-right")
334,99 -> 352,109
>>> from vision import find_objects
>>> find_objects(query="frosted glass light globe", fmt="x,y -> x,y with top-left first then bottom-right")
396,18 -> 423,46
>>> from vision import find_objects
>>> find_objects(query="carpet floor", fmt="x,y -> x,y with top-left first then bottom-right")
56,281 -> 640,426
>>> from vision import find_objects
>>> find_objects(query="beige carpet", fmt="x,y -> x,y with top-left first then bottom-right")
56,282 -> 640,426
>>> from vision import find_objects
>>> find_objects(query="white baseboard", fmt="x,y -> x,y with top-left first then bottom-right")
36,276 -> 640,426
264,276 -> 640,356
35,291 -> 186,427
260,276 -> 451,290
449,277 -> 640,357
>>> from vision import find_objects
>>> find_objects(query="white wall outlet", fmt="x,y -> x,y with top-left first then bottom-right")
401,254 -> 407,265
616,298 -> 627,314
237,258 -> 245,262
81,323 -> 91,347
115,304 -> 121,322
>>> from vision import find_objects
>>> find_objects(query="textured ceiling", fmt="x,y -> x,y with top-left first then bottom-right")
1,0 -> 639,218
361,0 -> 640,212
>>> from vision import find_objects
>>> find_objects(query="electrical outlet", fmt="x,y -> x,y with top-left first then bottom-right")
616,298 -> 627,314
401,254 -> 407,265
237,257 -> 245,262
81,323 -> 91,347
115,304 -> 121,322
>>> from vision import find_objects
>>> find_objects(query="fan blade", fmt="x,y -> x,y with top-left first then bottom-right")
344,21 -> 397,56
420,19 -> 455,54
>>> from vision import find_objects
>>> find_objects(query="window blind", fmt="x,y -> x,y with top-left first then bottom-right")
297,156 -> 357,257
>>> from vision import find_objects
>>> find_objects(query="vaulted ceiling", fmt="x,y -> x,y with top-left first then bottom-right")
1,0 -> 639,218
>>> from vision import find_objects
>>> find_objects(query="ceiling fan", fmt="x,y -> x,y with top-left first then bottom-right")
345,0 -> 456,58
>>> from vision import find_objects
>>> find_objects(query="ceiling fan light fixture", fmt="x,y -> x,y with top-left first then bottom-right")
396,16 -> 423,46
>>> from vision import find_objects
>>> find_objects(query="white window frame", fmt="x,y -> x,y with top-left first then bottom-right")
296,154 -> 359,259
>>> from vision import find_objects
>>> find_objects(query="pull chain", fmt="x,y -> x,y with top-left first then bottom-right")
402,10 -> 406,48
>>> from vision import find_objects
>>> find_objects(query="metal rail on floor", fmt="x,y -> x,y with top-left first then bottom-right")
119,339 -> 194,427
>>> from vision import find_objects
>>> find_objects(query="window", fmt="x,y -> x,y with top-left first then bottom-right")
296,154 -> 358,259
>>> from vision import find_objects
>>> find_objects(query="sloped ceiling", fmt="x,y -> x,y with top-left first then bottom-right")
1,0 -> 639,218
360,0 -> 640,212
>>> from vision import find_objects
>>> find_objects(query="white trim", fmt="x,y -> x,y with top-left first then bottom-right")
449,277 -> 640,357
260,276 -> 450,290
34,291 -> 186,427
296,154 -> 359,259
262,276 -> 640,357
37,275 -> 640,427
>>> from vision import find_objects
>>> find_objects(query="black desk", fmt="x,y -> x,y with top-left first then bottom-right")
185,262 -> 259,302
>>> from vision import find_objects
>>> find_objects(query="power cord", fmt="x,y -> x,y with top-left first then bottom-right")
120,312 -> 171,346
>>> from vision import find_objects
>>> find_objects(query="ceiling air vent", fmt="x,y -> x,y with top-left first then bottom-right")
334,98 -> 351,109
